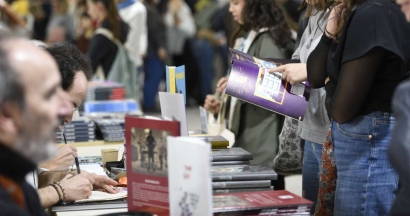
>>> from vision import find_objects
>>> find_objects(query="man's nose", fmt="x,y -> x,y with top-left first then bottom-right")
57,89 -> 73,121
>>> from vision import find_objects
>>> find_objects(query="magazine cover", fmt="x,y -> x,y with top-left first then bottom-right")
213,190 -> 313,214
125,116 -> 180,215
168,137 -> 213,216
226,48 -> 309,120
211,147 -> 253,162
166,65 -> 186,104
211,164 -> 277,181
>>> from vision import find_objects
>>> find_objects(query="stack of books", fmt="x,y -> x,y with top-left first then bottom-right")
94,119 -> 125,142
85,81 -> 126,102
211,147 -> 253,166
57,118 -> 95,143
213,190 -> 312,215
190,135 -> 230,149
211,164 -> 277,194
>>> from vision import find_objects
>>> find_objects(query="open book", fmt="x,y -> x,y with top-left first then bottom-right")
75,188 -> 127,203
226,49 -> 309,120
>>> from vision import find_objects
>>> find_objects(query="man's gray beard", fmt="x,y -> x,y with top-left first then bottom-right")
13,112 -> 58,164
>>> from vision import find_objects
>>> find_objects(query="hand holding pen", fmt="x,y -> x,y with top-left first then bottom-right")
62,133 -> 81,174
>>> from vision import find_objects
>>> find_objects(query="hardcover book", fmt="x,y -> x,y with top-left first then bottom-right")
213,190 -> 313,215
212,180 -> 271,189
166,65 -> 186,104
213,187 -> 273,194
211,161 -> 250,166
167,137 -> 213,216
125,116 -> 180,216
211,147 -> 253,162
190,135 -> 229,148
226,48 -> 309,120
211,164 -> 277,181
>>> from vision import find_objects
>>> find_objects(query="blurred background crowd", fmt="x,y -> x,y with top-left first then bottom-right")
0,0 -> 304,112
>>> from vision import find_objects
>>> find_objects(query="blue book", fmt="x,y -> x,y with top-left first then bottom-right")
166,65 -> 186,104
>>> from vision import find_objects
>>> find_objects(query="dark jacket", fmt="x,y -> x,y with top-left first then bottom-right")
0,144 -> 47,216
87,19 -> 129,77
143,2 -> 167,57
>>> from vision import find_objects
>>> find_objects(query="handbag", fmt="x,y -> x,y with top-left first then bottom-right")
273,116 -> 304,172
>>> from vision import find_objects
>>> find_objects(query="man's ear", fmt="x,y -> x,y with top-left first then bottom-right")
0,103 -> 22,136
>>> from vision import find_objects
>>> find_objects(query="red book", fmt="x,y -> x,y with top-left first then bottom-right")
125,116 -> 180,216
213,190 -> 313,215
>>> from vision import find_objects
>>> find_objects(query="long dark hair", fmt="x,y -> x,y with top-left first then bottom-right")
91,0 -> 121,40
231,0 -> 293,56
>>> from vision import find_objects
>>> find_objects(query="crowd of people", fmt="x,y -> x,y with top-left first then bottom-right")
0,0 -> 409,215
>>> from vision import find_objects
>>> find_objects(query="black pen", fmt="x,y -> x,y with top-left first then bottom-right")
62,132 -> 81,174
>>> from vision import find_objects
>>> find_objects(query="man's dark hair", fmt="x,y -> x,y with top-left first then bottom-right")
44,42 -> 92,91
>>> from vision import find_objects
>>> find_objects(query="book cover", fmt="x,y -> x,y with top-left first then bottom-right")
166,65 -> 186,104
125,116 -> 180,216
212,164 -> 277,181
168,137 -> 213,216
211,147 -> 253,162
159,92 -> 189,137
212,180 -> 271,189
213,190 -> 313,214
226,48 -> 309,120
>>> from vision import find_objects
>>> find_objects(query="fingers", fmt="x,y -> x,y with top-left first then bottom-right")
102,185 -> 119,194
267,65 -> 286,73
64,174 -> 74,180
68,145 -> 78,152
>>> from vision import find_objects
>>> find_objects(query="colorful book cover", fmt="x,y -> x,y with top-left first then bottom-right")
125,116 -> 180,216
167,137 -> 213,216
211,164 -> 277,181
166,65 -> 186,104
213,190 -> 313,215
226,48 -> 309,121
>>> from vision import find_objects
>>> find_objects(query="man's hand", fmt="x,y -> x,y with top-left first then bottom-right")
204,95 -> 221,115
60,173 -> 94,202
40,145 -> 78,171
267,63 -> 307,85
91,173 -> 119,194
216,77 -> 228,93
158,48 -> 168,61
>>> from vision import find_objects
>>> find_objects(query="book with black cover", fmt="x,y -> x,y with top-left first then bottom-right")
212,164 -> 277,181
212,180 -> 271,189
211,147 -> 253,162
211,161 -> 250,166
213,190 -> 313,215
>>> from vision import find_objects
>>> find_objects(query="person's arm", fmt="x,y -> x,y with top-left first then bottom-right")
325,47 -> 387,124
139,6 -> 148,57
389,81 -> 410,181
306,34 -> 332,88
38,186 -> 60,208
176,3 -> 196,37
0,0 -> 25,27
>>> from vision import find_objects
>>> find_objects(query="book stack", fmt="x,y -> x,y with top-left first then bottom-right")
85,81 -> 126,102
57,118 -> 95,143
213,190 -> 312,215
190,135 -> 230,149
211,147 -> 253,166
94,119 -> 125,142
211,164 -> 277,194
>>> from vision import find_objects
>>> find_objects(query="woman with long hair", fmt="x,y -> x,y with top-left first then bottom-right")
205,0 -> 294,189
86,0 -> 129,77
307,0 -> 410,214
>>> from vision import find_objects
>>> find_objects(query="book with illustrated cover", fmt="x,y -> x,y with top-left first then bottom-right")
226,48 -> 309,121
212,164 -> 277,181
211,147 -> 253,162
213,190 -> 313,215
125,116 -> 180,216
212,180 -> 271,189
166,65 -> 186,104
168,137 -> 213,216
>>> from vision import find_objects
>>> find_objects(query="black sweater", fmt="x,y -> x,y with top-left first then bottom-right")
87,19 -> 129,77
0,144 -> 47,216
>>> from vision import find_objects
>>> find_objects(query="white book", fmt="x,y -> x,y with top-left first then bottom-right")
159,92 -> 189,136
167,137 -> 212,216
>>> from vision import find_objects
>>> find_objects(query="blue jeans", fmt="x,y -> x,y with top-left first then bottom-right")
192,38 -> 214,100
143,53 -> 165,108
302,140 -> 323,215
332,112 -> 398,216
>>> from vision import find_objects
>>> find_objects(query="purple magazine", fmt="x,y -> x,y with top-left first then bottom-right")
226,49 -> 310,120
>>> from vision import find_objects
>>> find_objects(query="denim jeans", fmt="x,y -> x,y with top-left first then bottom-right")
332,112 -> 398,216
143,53 -> 165,108
302,140 -> 323,215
